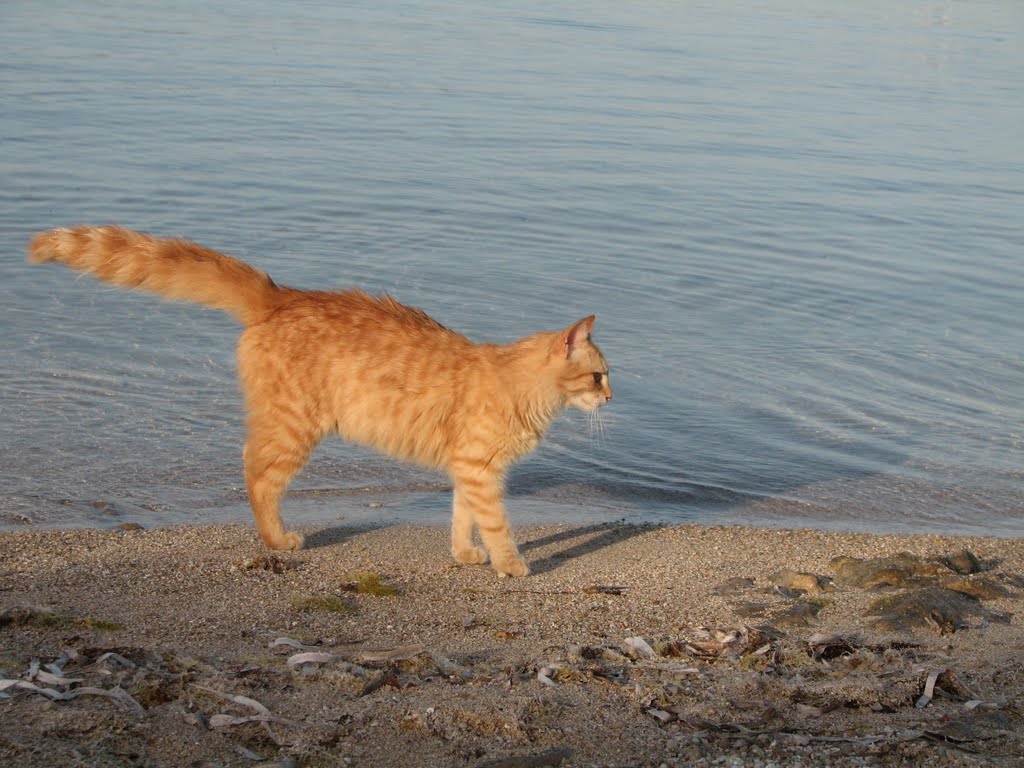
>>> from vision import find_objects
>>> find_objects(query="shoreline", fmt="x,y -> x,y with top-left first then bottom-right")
5,505 -> 1024,542
1,522 -> 1022,766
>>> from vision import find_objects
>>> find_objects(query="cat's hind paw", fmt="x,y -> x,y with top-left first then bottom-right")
493,555 -> 530,578
453,546 -> 488,566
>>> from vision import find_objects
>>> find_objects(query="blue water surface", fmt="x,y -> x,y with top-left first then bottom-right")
1,1 -> 1022,536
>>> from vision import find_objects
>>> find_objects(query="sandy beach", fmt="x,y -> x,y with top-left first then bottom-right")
1,521 -> 1021,767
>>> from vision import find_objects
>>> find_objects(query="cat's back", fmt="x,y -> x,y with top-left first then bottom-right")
239,287 -> 476,392
249,287 -> 462,349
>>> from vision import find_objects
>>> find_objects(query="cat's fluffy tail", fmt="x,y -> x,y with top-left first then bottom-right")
29,225 -> 281,325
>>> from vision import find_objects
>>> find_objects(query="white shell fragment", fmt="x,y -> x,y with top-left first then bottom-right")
269,637 -> 322,653
286,652 -> 339,667
193,684 -> 296,745
647,708 -> 675,724
95,652 -> 137,668
915,669 -> 943,709
0,679 -> 145,716
536,666 -> 558,687
623,637 -> 656,659
1,656 -> 145,717
208,713 -> 302,729
355,644 -> 427,664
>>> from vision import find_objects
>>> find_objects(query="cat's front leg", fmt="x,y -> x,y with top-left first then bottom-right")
451,495 -> 488,566
451,469 -> 528,577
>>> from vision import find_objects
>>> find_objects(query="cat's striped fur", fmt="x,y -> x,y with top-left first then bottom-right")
29,226 -> 611,576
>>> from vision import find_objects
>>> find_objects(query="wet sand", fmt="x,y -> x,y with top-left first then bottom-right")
1,522 -> 1022,767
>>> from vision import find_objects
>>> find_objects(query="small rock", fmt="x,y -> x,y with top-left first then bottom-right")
767,570 -> 833,595
940,550 -> 984,575
927,720 -> 978,743
647,708 -> 675,724
772,601 -> 823,627
182,711 -> 208,729
732,601 -> 769,618
865,587 -> 1007,633
942,577 -> 1010,601
768,585 -> 802,600
996,573 -> 1024,589
830,553 -> 943,589
713,577 -> 755,596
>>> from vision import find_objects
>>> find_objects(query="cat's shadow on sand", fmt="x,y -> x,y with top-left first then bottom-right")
304,521 -> 647,577
303,524 -> 387,550
518,523 -> 648,575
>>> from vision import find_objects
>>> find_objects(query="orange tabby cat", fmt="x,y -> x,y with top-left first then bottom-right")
29,226 -> 611,576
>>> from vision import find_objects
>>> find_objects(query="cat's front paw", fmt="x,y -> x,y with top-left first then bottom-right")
267,530 -> 304,551
453,546 -> 488,565
492,555 -> 530,578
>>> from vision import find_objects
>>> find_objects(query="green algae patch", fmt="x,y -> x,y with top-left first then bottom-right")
0,607 -> 123,632
348,571 -> 400,596
293,595 -> 357,614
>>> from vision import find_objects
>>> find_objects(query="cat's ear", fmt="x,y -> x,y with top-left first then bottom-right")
555,315 -> 595,358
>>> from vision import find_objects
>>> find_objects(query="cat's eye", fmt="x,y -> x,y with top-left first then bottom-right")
592,372 -> 604,386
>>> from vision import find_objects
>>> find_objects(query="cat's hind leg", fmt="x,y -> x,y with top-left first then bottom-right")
243,414 -> 319,551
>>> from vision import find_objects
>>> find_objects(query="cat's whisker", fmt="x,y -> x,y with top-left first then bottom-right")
587,408 -> 608,446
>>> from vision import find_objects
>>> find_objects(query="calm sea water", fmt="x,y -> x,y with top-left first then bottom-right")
2,2 -> 1022,537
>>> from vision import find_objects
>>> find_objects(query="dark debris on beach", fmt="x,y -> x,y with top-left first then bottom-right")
1,526 -> 1022,767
